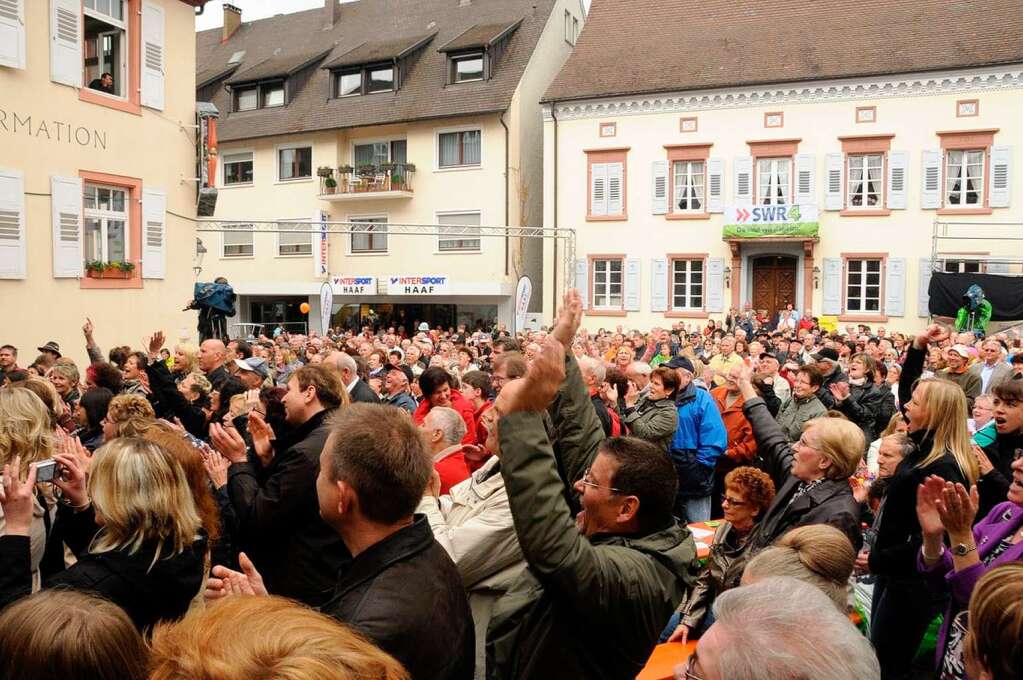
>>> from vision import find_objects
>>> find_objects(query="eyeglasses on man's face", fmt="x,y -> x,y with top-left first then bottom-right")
680,652 -> 705,680
578,467 -> 623,494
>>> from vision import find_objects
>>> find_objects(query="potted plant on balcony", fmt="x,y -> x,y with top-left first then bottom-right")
316,166 -> 334,178
324,176 -> 338,194
337,165 -> 354,192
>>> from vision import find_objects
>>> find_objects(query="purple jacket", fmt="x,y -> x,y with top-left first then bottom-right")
917,501 -> 1023,669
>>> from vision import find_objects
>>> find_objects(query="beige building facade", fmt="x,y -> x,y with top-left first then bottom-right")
542,0 -> 1023,332
0,0 -> 203,366
197,0 -> 584,335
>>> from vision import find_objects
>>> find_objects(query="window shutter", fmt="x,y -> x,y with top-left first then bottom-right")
918,258 -> 934,318
607,162 -> 624,216
650,258 -> 668,312
733,156 -> 753,207
590,163 -> 607,216
651,161 -> 668,215
51,175 -> 83,278
921,150 -> 942,209
0,0 -> 25,69
886,151 -> 908,210
50,0 -> 80,86
884,257 -> 906,317
824,153 -> 844,210
990,145 -> 1012,208
707,157 -> 724,213
822,257 -> 842,315
141,2 -> 166,110
574,259 -> 589,310
0,169 -> 26,279
142,187 -> 166,279
624,258 -> 641,311
795,153 -> 815,205
706,258 -> 725,313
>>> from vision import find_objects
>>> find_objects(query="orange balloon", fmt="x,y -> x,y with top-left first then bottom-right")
300,302 -> 310,314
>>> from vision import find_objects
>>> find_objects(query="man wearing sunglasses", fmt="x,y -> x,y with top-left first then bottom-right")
486,290 -> 698,680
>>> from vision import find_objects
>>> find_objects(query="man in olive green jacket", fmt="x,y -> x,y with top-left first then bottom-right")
486,291 -> 698,680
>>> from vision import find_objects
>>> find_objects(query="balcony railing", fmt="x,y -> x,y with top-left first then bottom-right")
318,163 -> 415,200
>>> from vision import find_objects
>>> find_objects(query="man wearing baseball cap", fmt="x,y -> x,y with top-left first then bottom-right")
810,347 -> 847,409
937,344 -> 982,410
234,357 -> 270,390
663,355 -> 727,522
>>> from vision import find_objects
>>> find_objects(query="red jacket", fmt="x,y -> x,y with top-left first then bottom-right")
433,446 -> 471,495
710,386 -> 757,464
413,390 -> 478,446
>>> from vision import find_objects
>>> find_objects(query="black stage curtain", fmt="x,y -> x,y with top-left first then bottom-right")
928,272 -> 1023,321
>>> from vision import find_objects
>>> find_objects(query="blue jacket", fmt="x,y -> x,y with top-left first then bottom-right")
670,383 -> 727,468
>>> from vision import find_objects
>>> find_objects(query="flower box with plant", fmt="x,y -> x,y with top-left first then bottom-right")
323,176 -> 338,194
85,260 -> 135,279
316,166 -> 335,178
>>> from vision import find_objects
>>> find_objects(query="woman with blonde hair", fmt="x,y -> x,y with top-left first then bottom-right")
15,378 -> 69,431
48,362 -> 81,409
868,323 -> 976,679
0,388 -> 54,593
149,596 -> 409,680
964,563 -> 1023,680
171,343 -> 198,381
0,590 -> 148,680
0,437 -> 206,630
734,364 -> 864,553
742,524 -> 856,612
102,394 -> 156,440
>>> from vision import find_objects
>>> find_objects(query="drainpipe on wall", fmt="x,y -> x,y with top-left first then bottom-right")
500,109 -> 510,276
551,101 -> 559,317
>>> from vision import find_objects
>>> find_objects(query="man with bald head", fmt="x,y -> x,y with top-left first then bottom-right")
199,339 -> 230,390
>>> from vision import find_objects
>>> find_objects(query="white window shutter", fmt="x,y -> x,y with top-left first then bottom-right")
990,145 -> 1012,208
0,169 -> 26,279
884,258 -> 906,317
650,258 -> 668,312
141,2 -> 166,110
51,175 -> 83,278
607,162 -> 624,216
651,161 -> 668,215
824,153 -> 844,210
706,258 -> 725,313
795,153 -> 815,205
918,258 -> 934,318
0,0 -> 26,69
886,151 -> 908,210
574,259 -> 589,310
142,188 -> 166,279
707,157 -> 724,213
50,0 -> 81,86
921,149 -> 942,209
624,258 -> 641,311
822,257 -> 843,315
733,156 -> 753,207
590,163 -> 607,216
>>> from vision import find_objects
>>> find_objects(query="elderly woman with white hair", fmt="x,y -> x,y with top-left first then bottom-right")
733,363 -> 864,553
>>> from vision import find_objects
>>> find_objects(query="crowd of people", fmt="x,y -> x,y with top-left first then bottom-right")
0,294 -> 1020,680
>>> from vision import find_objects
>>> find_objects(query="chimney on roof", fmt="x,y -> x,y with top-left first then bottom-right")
323,0 -> 341,29
222,3 -> 241,42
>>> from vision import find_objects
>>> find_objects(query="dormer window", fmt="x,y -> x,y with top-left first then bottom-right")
235,87 -> 257,111
225,48 -> 332,113
451,53 -> 484,83
233,80 -> 284,111
262,82 -> 285,107
333,64 -> 395,97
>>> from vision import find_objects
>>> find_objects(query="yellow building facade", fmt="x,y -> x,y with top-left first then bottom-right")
542,0 -> 1023,332
0,0 -> 203,367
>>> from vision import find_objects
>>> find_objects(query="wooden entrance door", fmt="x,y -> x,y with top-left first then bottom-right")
751,256 -> 798,318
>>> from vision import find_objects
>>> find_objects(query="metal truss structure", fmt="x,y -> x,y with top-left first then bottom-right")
195,219 -> 577,287
932,219 -> 1023,269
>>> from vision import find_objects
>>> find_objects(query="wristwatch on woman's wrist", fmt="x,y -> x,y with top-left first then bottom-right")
952,542 -> 977,556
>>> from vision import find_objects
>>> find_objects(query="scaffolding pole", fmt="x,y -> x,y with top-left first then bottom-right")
195,219 -> 577,289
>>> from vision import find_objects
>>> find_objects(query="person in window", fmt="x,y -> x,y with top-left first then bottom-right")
89,72 -> 114,95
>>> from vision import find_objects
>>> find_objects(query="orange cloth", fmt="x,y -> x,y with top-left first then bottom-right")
710,386 -> 757,463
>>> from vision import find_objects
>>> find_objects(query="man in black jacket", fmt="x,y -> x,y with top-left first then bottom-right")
209,363 -> 349,607
209,403 -> 474,680
812,347 -> 848,409
329,351 -> 379,403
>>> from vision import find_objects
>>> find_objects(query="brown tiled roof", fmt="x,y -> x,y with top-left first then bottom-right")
196,0 -> 556,143
321,34 -> 436,70
437,20 -> 522,52
544,0 -> 1023,103
225,48 -> 333,85
196,63 -> 238,89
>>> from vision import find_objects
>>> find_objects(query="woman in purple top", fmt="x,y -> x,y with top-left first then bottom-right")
916,450 -> 1023,680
